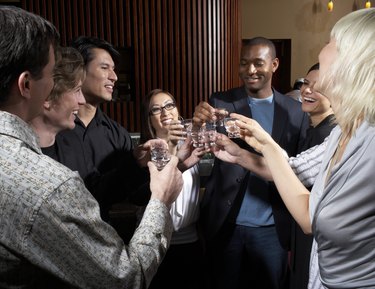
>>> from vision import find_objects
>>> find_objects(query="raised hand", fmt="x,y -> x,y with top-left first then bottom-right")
212,133 -> 242,164
230,113 -> 275,154
148,155 -> 183,207
176,135 -> 208,171
134,138 -> 169,167
193,101 -> 216,126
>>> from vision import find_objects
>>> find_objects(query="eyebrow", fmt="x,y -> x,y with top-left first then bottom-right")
151,100 -> 174,107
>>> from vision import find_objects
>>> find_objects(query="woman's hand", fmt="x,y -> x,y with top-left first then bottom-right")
176,136 -> 208,171
231,113 -> 276,154
211,133 -> 242,164
168,120 -> 185,147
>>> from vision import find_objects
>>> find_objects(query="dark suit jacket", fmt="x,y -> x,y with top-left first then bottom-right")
200,86 -> 309,249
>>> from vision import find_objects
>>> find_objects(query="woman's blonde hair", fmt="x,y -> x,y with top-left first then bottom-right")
318,8 -> 375,135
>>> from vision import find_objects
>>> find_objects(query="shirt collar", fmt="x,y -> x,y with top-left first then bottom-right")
0,111 -> 42,154
248,93 -> 274,105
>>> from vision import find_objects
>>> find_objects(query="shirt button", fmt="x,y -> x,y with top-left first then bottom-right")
227,200 -> 232,206
236,177 -> 242,183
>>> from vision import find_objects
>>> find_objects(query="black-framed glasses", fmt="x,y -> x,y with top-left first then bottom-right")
149,102 -> 176,115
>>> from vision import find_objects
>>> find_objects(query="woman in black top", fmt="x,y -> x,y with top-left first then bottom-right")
289,63 -> 335,289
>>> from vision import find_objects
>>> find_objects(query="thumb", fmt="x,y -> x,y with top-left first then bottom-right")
147,161 -> 158,174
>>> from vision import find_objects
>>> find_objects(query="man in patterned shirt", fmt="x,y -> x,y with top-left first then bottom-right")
0,6 -> 183,289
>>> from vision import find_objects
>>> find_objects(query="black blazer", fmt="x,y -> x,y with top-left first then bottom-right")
200,86 -> 309,249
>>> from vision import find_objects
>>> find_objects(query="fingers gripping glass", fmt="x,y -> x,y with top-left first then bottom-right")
149,102 -> 176,115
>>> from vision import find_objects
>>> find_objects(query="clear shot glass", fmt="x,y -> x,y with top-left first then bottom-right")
150,143 -> 171,170
224,117 -> 241,138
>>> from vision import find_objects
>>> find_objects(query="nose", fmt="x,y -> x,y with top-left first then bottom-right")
109,68 -> 118,82
77,90 -> 86,105
160,107 -> 168,115
248,63 -> 256,74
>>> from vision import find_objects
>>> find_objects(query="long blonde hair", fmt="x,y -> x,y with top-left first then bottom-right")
318,8 -> 375,136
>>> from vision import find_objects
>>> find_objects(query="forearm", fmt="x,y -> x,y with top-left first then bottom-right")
262,144 -> 312,234
29,179 -> 173,289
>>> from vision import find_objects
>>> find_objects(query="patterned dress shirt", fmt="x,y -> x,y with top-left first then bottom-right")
0,111 -> 172,289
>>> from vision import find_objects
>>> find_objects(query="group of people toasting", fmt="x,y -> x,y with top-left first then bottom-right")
1,4 -> 374,289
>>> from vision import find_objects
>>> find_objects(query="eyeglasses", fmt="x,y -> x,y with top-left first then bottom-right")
149,102 -> 176,115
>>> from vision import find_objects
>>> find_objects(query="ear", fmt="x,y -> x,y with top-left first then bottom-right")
43,100 -> 52,110
18,71 -> 31,100
272,57 -> 279,73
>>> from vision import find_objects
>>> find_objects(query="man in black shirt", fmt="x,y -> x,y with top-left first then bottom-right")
52,37 -> 150,221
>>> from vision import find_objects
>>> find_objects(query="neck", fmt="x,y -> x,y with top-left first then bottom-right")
246,86 -> 273,99
310,110 -> 333,127
78,103 -> 97,127
29,116 -> 59,148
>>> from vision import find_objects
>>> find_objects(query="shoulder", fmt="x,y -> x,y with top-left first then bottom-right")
211,86 -> 245,99
0,150 -> 83,216
274,90 -> 302,109
210,87 -> 247,106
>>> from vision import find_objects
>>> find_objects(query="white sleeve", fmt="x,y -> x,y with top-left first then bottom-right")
288,138 -> 328,187
169,165 -> 200,231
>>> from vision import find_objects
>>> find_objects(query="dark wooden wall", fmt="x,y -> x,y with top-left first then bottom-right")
20,0 -> 242,132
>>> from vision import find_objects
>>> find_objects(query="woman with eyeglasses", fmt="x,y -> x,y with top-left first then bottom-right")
140,89 -> 207,289
290,63 -> 336,289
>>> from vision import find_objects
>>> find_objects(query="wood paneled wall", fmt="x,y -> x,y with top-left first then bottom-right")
21,0 -> 241,132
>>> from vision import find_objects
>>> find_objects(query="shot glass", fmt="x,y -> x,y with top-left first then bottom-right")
150,143 -> 171,170
191,126 -> 204,148
224,117 -> 241,138
202,122 -> 217,148
181,118 -> 193,136
214,107 -> 229,126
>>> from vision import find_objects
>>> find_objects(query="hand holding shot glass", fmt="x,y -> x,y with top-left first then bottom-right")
214,107 -> 229,126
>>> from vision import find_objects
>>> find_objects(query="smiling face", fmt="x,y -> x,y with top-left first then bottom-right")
149,92 -> 179,138
44,80 -> 86,131
301,69 -> 331,117
239,44 -> 279,98
81,48 -> 117,104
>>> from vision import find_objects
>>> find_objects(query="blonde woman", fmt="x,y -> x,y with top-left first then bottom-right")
215,8 -> 375,289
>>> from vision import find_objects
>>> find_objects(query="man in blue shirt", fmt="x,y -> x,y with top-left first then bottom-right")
193,37 -> 309,289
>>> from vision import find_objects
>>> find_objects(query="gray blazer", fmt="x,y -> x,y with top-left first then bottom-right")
310,121 -> 375,288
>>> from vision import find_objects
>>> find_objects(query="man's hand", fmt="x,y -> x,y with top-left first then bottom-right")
134,139 -> 169,167
193,101 -> 216,126
148,155 -> 183,207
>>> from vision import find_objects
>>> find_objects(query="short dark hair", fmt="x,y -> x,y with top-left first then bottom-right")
307,63 -> 320,74
292,78 -> 305,90
0,6 -> 60,103
242,37 -> 277,59
71,36 -> 120,66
